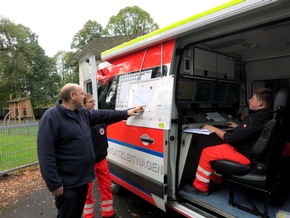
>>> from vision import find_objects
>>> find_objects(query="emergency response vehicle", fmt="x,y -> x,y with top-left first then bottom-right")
80,0 -> 290,217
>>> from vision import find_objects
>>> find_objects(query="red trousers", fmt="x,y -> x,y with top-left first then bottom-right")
83,158 -> 114,218
282,142 -> 290,158
193,143 -> 250,192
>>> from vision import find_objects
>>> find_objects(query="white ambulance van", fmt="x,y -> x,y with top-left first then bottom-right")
87,0 -> 290,217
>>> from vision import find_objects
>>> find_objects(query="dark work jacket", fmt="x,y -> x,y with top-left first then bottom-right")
91,124 -> 110,163
37,100 -> 128,192
223,108 -> 273,159
92,111 -> 122,162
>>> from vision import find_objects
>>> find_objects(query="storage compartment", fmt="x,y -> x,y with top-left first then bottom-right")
193,48 -> 236,79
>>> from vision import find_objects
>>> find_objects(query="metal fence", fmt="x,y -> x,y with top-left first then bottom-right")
0,122 -> 38,175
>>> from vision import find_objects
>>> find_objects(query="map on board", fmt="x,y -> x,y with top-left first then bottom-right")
126,76 -> 174,130
115,70 -> 152,110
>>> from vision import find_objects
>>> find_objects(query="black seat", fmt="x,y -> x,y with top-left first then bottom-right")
211,87 -> 290,218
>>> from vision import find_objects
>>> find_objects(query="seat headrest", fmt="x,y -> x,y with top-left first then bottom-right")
274,87 -> 290,115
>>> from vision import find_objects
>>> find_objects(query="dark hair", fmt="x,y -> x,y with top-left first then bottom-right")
253,88 -> 275,108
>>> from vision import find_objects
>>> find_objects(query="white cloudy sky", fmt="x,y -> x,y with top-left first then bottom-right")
0,0 -> 229,57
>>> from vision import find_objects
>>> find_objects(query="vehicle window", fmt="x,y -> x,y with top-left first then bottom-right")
151,65 -> 168,78
251,78 -> 290,94
98,77 -> 118,109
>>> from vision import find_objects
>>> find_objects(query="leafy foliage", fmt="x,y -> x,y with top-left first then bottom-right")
53,51 -> 79,87
104,6 -> 159,36
0,16 -> 61,108
0,6 -> 159,111
70,20 -> 103,52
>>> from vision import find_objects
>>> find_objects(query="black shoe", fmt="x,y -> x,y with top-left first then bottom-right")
184,184 -> 209,196
103,214 -> 122,218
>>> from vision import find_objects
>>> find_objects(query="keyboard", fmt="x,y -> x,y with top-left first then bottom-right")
212,124 -> 228,129
212,124 -> 233,131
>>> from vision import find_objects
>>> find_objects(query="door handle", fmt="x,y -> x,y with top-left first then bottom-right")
140,134 -> 154,144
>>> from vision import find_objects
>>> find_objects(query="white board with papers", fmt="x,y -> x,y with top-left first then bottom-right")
126,76 -> 174,130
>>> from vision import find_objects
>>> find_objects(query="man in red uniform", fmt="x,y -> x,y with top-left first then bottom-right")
83,93 -> 120,218
185,88 -> 275,195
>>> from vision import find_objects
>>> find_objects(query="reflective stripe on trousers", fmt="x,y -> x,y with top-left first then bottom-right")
83,203 -> 94,218
83,181 -> 94,218
102,199 -> 113,212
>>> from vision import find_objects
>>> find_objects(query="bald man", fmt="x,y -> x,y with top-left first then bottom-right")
37,83 -> 144,218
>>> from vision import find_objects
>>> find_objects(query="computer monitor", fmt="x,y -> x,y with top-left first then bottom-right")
226,84 -> 240,103
193,81 -> 213,103
211,83 -> 228,103
177,79 -> 195,102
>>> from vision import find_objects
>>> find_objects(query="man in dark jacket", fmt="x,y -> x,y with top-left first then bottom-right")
37,83 -> 144,218
185,88 -> 275,196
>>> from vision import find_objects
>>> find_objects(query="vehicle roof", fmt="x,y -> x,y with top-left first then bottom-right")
101,0 -> 290,62
101,0 -> 244,61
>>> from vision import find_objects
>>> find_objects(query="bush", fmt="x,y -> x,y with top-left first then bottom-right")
33,108 -> 49,119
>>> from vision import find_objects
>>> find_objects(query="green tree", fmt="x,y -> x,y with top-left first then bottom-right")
70,20 -> 103,52
0,16 -> 61,108
104,6 -> 159,36
54,51 -> 79,86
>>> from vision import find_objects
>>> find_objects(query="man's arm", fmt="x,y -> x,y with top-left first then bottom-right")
89,106 -> 145,126
202,125 -> 226,140
37,111 -> 63,193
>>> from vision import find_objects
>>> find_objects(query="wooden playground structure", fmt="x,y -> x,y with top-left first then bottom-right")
6,94 -> 35,124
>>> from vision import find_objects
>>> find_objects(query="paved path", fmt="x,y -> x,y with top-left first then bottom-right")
0,181 -> 184,218
0,188 -> 57,218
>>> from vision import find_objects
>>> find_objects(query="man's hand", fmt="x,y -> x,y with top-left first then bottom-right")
52,187 -> 63,197
202,124 -> 217,133
202,124 -> 226,140
128,105 -> 145,116
227,121 -> 239,128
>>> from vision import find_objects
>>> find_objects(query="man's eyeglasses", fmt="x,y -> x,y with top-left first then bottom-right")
87,100 -> 96,104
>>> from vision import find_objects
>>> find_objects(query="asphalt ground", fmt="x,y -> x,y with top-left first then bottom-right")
0,180 -> 185,218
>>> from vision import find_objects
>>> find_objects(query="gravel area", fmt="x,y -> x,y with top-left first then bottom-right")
0,165 -> 45,212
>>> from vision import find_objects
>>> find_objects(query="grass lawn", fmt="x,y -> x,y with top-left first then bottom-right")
0,126 -> 38,172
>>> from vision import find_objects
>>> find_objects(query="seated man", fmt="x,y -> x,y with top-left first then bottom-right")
185,88 -> 275,195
